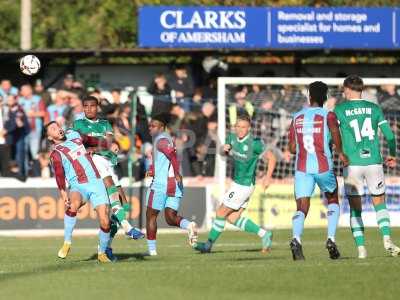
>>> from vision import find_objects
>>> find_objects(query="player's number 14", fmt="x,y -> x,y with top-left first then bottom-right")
349,118 -> 375,142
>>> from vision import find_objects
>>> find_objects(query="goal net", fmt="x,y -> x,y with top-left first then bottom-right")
214,77 -> 400,229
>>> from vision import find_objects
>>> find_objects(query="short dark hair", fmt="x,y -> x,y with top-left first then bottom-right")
82,95 -> 99,105
237,113 -> 251,124
308,81 -> 328,107
111,88 -> 121,94
174,64 -> 186,71
343,75 -> 364,92
155,73 -> 166,79
152,113 -> 171,127
44,121 -> 57,135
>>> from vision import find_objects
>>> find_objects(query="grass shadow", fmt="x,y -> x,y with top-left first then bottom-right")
211,248 -> 262,254
80,252 -> 148,262
116,253 -> 148,261
0,259 -> 95,284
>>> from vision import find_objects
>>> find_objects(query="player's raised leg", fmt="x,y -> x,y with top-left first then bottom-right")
165,205 -> 198,247
194,204 -> 230,253
227,208 -> 272,253
102,174 -> 144,240
118,186 -> 133,215
58,191 -> 82,259
371,195 -> 400,256
363,165 -> 400,256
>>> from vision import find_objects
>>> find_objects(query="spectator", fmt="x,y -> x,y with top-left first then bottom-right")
34,79 -> 52,107
47,91 -> 67,126
93,91 -> 114,119
110,88 -> 123,117
184,111 -> 208,145
201,77 -> 217,102
148,73 -> 172,116
228,86 -> 254,127
116,104 -> 131,136
18,84 -> 46,165
378,84 -> 400,112
201,102 -> 217,123
190,102 -> 218,177
325,96 -> 338,111
169,104 -> 186,134
3,95 -> 30,178
63,92 -> 84,127
191,140 -> 215,177
0,96 -> 10,176
72,80 -> 84,91
275,85 -> 306,113
192,88 -> 204,112
248,84 -> 271,105
134,98 -> 152,144
148,73 -> 171,98
0,79 -> 18,100
59,74 -> 74,91
114,104 -> 132,154
169,65 -> 194,111
252,100 -> 284,179
38,151 -> 51,179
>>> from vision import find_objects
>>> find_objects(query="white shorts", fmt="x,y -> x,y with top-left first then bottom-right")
343,164 -> 385,196
222,182 -> 255,210
92,154 -> 120,186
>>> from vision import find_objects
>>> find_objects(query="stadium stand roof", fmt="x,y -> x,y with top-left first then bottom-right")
0,48 -> 399,60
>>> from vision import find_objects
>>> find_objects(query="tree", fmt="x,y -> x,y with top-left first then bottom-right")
0,0 -> 398,50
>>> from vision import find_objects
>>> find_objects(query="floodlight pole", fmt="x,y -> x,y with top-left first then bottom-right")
21,0 -> 32,50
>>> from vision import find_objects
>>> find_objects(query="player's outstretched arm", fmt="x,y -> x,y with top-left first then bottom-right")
50,151 -> 69,205
327,112 -> 349,167
376,106 -> 396,167
221,144 -> 232,156
221,133 -> 232,156
261,150 -> 277,190
80,133 -> 109,148
379,119 -> 396,161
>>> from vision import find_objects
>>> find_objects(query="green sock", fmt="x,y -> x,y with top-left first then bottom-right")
234,217 -> 266,237
107,219 -> 119,248
208,216 -> 226,243
123,203 -> 131,213
107,186 -> 126,223
350,209 -> 365,247
374,203 -> 391,237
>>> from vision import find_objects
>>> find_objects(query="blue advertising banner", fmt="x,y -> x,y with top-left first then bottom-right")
138,6 -> 400,49
270,7 -> 399,49
138,6 -> 268,48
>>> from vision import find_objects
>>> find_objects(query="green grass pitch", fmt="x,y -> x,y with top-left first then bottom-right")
1,228 -> 399,300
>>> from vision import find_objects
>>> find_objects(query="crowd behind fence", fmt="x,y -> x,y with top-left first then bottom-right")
1,71 -> 400,184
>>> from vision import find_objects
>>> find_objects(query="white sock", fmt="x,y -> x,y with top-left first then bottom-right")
257,228 -> 266,238
121,220 -> 133,232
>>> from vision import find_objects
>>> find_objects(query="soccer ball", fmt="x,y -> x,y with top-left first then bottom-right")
19,55 -> 41,76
